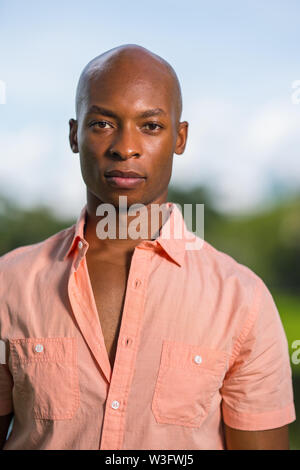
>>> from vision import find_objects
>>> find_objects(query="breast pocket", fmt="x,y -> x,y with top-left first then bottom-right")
152,340 -> 229,428
9,337 -> 80,420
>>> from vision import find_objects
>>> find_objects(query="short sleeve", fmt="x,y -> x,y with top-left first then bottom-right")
0,362 -> 13,416
221,279 -> 296,431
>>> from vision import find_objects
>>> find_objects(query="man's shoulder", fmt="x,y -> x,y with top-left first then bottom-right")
191,237 -> 263,291
0,224 -> 75,271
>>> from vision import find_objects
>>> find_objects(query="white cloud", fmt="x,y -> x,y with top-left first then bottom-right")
0,125 -> 85,218
172,98 -> 300,213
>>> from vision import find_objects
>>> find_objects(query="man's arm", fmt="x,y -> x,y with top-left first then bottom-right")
0,413 -> 13,449
224,423 -> 290,450
221,280 -> 296,448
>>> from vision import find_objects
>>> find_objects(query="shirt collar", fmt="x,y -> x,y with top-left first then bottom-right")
63,205 -> 88,261
63,201 -> 194,267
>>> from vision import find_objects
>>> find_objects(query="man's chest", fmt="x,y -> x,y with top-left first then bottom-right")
85,256 -> 130,367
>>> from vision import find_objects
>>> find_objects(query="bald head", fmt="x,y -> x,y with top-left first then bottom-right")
75,44 -> 182,123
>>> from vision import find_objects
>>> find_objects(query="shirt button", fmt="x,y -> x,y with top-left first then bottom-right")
134,279 -> 141,288
35,344 -> 44,353
111,400 -> 120,410
194,355 -> 202,364
78,241 -> 83,250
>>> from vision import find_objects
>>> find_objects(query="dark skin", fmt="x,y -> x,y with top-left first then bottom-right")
1,46 -> 288,451
69,46 -> 188,377
70,45 -> 186,251
224,423 -> 290,449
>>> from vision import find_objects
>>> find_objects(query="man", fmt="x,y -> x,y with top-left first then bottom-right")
0,44 -> 296,450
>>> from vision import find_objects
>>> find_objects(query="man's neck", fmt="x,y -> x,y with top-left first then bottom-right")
84,190 -> 171,258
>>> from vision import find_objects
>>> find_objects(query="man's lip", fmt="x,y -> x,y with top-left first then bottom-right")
105,176 -> 146,189
105,170 -> 146,178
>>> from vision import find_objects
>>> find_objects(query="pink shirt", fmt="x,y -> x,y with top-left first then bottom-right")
0,202 -> 296,450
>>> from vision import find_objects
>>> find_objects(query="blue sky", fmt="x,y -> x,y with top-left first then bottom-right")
0,0 -> 300,217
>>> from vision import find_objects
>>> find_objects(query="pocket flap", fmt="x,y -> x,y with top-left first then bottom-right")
9,337 -> 76,365
160,340 -> 229,374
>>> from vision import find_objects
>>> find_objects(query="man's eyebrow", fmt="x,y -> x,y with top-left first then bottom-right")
86,105 -> 118,118
138,108 -> 167,118
86,105 -> 167,119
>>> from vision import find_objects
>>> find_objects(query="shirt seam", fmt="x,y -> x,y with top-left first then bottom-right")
228,277 -> 264,369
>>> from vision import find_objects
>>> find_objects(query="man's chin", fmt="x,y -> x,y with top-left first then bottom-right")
97,192 -> 146,211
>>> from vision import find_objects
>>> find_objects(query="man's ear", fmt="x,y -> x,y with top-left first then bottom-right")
69,118 -> 79,153
174,121 -> 188,155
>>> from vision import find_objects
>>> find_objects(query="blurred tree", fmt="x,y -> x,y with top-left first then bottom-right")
0,194 -> 75,256
0,188 -> 299,293
167,184 -> 224,234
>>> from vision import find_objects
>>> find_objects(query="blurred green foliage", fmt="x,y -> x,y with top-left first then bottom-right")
0,186 -> 299,448
0,195 -> 75,254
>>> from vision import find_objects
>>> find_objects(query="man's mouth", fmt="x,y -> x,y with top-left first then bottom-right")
104,169 -> 146,189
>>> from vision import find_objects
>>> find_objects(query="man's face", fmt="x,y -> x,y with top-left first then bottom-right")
69,63 -> 188,208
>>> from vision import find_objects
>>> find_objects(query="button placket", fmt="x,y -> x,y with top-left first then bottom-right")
100,249 -> 152,450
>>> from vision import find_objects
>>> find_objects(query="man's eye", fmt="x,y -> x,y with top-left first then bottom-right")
143,123 -> 162,131
90,121 -> 112,129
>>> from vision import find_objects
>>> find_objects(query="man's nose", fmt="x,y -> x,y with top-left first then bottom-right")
108,126 -> 142,160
